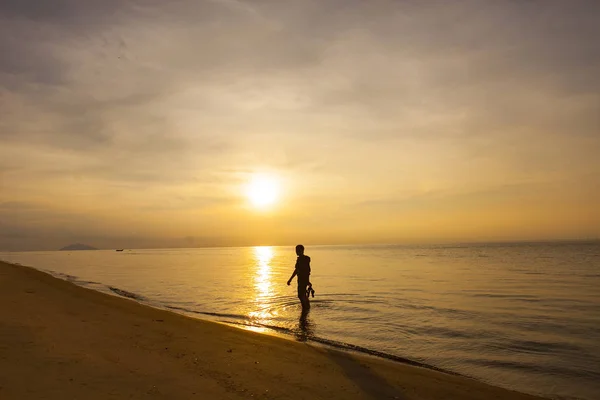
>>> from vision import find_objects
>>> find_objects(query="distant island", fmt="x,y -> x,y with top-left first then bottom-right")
59,243 -> 98,251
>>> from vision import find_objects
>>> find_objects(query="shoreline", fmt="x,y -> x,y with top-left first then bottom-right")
7,261 -> 458,377
0,260 -> 546,399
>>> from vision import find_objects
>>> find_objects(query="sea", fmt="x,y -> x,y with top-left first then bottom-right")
2,242 -> 599,400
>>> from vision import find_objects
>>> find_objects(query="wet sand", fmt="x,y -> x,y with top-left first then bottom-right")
0,261 -> 545,400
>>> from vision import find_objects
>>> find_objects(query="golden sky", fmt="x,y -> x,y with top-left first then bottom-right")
1,1 -> 599,250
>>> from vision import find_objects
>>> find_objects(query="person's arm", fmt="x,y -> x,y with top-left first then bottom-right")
287,269 -> 297,286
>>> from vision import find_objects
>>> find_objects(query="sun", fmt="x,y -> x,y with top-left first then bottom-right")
245,174 -> 280,209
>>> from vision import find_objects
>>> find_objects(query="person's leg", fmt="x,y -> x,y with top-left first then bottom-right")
297,280 -> 309,308
296,281 -> 304,300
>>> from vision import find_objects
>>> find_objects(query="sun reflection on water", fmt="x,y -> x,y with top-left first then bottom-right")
248,246 -> 278,324
254,246 -> 273,298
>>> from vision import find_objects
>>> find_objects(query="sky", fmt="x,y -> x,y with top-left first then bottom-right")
1,0 -> 599,251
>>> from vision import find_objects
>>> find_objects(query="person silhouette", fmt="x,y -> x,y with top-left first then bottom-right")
287,244 -> 311,309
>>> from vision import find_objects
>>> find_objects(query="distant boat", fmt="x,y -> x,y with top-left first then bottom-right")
116,249 -> 124,252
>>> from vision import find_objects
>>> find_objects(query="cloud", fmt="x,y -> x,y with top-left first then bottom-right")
0,0 -> 599,249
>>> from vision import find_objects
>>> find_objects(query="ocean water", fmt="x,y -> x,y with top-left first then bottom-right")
2,242 -> 599,400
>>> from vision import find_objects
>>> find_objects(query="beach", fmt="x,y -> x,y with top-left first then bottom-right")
0,260 -> 545,400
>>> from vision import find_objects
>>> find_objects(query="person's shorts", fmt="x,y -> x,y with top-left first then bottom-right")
297,278 -> 309,298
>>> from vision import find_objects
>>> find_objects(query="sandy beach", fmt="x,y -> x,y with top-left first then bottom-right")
0,260 -> 545,400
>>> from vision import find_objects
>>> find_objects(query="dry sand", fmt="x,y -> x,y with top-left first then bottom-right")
0,261 -> 545,400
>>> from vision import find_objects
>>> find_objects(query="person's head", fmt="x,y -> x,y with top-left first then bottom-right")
295,244 -> 305,256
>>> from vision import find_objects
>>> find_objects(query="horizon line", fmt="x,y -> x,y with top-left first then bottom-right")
4,238 -> 599,253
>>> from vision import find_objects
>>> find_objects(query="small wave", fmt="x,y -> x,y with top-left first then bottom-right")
109,286 -> 146,301
306,299 -> 335,305
41,270 -> 102,286
470,293 -> 541,302
76,280 -> 103,285
47,271 -> 78,281
487,339 -> 582,355
464,358 -> 600,380
165,305 -> 248,321
256,293 -> 389,308
417,325 -> 474,339
397,303 -> 478,319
